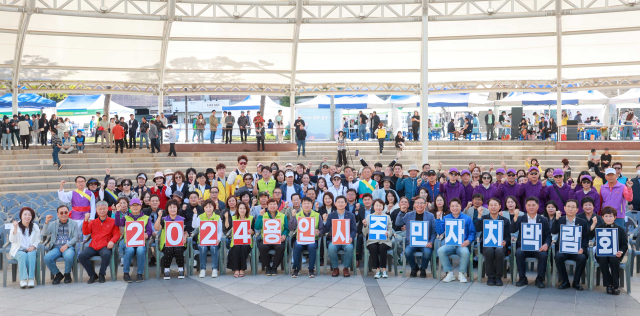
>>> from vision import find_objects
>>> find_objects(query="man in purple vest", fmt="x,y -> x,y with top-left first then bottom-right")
496,168 -> 519,208
58,176 -> 96,229
517,167 -> 544,214
439,168 -> 467,207
541,168 -> 572,215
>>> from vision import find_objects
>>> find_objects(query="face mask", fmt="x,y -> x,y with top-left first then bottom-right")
166,175 -> 173,182
636,170 -> 640,176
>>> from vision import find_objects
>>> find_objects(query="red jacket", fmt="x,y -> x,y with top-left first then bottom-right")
150,185 -> 169,210
112,124 -> 125,140
82,217 -> 121,250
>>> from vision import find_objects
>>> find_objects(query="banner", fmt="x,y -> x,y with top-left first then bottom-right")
296,217 -> 316,245
165,221 -> 185,247
369,215 -> 388,241
444,219 -> 465,246
199,220 -> 222,246
483,220 -> 503,248
125,221 -> 145,247
232,220 -> 252,246
263,219 -> 282,244
409,221 -> 429,247
332,219 -> 350,245
521,223 -> 542,251
559,225 -> 582,254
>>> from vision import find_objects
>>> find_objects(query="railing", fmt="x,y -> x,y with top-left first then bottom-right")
421,124 -> 640,141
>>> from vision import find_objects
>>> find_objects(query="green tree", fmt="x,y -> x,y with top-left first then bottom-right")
277,96 -> 305,107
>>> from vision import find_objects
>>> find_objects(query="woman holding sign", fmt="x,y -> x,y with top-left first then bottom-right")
192,200 -> 221,278
289,197 -> 323,278
362,199 -> 394,279
225,202 -> 254,277
115,198 -> 152,283
593,206 -> 628,295
256,198 -> 289,276
473,198 -> 510,286
154,200 -> 188,280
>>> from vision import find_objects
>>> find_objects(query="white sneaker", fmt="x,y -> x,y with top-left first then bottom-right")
382,271 -> 388,278
27,279 -> 34,288
211,269 -> 218,278
443,271 -> 456,283
199,270 -> 206,278
374,271 -> 382,279
20,280 -> 27,288
458,273 -> 468,283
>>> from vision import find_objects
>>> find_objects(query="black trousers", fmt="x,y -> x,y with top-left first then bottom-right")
337,149 -> 347,166
79,246 -> 112,277
240,129 -> 247,142
483,247 -> 507,279
258,242 -> 285,270
378,139 -> 384,153
256,137 -> 264,151
20,135 -> 29,149
555,252 -> 586,284
122,133 -> 128,148
128,130 -> 136,148
150,138 -> 160,153
225,127 -> 233,143
356,234 -> 364,261
367,243 -> 390,269
169,143 -> 176,156
587,161 -> 597,169
115,139 -> 124,153
162,246 -> 186,268
40,131 -> 48,145
412,125 -> 419,140
597,256 -> 621,288
516,248 -> 548,279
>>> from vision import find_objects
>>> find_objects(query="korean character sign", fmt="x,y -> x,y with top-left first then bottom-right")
444,219 -> 465,246
199,220 -> 222,246
596,228 -> 619,257
369,215 -> 388,241
410,221 -> 429,247
165,221 -> 185,247
521,223 -> 542,251
297,217 -> 316,245
263,219 -> 282,244
232,220 -> 252,246
559,225 -> 582,254
483,220 -> 503,248
332,219 -> 350,245
125,221 -> 146,248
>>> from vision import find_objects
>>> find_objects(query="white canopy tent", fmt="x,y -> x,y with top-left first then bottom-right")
610,89 -> 640,104
56,94 -> 134,117
389,93 -> 494,108
495,90 -> 609,106
296,95 -> 388,109
227,95 -> 290,126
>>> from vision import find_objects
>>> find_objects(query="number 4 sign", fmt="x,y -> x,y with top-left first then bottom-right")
125,221 -> 145,247
233,220 -> 252,245
297,217 -> 316,245
199,221 -> 222,246
165,221 -> 185,247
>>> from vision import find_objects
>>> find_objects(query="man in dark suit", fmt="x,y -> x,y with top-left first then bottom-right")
355,193 -> 374,263
324,196 -> 357,277
128,114 -> 139,149
551,199 -> 591,291
511,197 -> 552,288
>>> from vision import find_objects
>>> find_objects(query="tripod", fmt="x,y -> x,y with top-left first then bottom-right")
335,137 -> 354,167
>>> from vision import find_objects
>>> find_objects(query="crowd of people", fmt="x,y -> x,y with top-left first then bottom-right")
6,149 -> 636,296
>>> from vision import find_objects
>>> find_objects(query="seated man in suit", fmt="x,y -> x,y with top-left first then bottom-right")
551,199 -> 592,291
511,197 -> 552,288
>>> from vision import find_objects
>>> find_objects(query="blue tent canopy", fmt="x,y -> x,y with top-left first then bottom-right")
0,94 -> 57,109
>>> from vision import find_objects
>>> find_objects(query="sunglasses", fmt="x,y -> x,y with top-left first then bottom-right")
239,162 -> 247,165
507,174 -> 516,177
123,183 -> 131,186
175,176 -> 182,179
58,211 -> 69,215
450,173 -> 459,176
529,172 -> 538,176
614,167 -> 621,170
581,180 -> 591,184
553,175 -> 563,178
482,177 -> 491,180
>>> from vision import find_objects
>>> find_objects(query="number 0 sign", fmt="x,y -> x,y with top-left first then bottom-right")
125,221 -> 145,247
165,221 -> 185,247
199,221 -> 221,246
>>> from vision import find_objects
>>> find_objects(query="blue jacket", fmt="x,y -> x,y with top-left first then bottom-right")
395,211 -> 437,244
280,183 -> 302,202
324,211 -> 357,241
418,181 -> 440,201
435,213 -> 476,243
397,176 -> 419,200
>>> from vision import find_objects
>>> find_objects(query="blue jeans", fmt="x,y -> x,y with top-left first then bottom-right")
1,133 -> 10,149
76,145 -> 85,151
405,245 -> 433,270
210,131 -> 216,144
623,123 -> 633,140
196,130 -> 204,143
14,250 -> 37,281
123,246 -> 146,274
293,241 -> 317,270
44,246 -> 75,274
328,242 -> 353,269
297,140 -> 305,155
358,124 -> 366,140
139,132 -> 149,149
198,245 -> 220,270
52,146 -> 61,166
437,245 -> 470,274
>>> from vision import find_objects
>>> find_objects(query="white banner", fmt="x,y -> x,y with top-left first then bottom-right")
172,100 -> 229,113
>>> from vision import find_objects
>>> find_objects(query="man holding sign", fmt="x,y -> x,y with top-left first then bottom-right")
473,198 -> 510,286
436,198 -> 475,283
192,200 -> 222,278
255,198 -> 289,276
551,199 -> 590,291
325,196 -> 357,277
511,197 -> 551,288
395,196 -> 436,278
289,197 -> 323,278
594,207 -> 628,295
78,201 -> 121,284
115,198 -> 152,283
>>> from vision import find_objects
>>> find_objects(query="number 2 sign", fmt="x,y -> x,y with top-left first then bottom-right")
125,221 -> 145,247
199,220 -> 221,246
165,221 -> 185,247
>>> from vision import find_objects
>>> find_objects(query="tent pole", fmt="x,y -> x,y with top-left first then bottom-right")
555,0 -> 562,142
330,95 -> 335,141
420,0 -> 429,163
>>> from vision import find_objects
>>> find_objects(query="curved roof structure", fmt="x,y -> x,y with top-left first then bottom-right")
0,0 -> 639,101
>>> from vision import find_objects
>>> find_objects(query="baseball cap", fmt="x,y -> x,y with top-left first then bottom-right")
506,168 -> 517,175
528,167 -> 539,173
130,198 -> 141,205
285,171 -> 294,177
427,170 -> 436,175
553,168 -> 564,177
605,168 -> 616,175
172,191 -> 184,199
449,168 -> 460,175
461,170 -> 471,176
581,175 -> 593,182
496,168 -> 506,174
